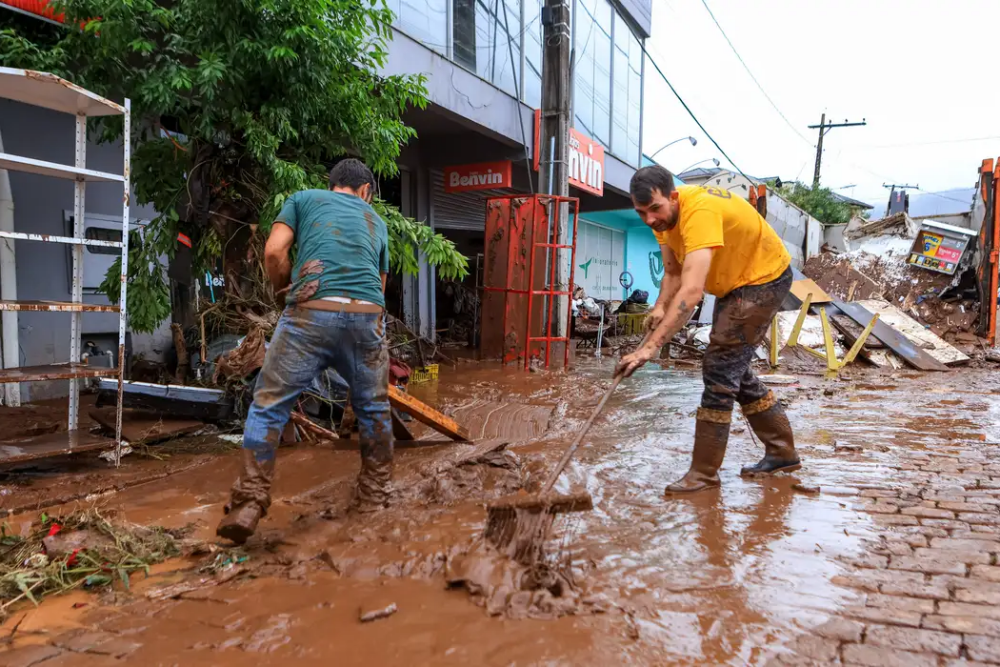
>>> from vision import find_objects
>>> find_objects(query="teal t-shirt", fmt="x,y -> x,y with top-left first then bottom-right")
275,190 -> 389,307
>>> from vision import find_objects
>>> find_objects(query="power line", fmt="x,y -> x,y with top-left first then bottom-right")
638,39 -> 750,181
698,0 -> 814,148
854,135 -> 1000,149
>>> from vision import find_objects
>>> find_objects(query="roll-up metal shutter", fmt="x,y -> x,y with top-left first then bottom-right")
430,170 -> 509,231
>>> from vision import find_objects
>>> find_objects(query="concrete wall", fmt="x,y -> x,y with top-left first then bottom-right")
765,192 -> 822,268
912,212 -> 973,230
0,99 -> 170,400
683,170 -> 759,198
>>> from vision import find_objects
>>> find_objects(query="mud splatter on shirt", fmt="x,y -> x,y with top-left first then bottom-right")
276,190 -> 389,306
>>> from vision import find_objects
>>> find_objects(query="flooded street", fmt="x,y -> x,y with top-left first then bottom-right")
4,359 -> 1000,665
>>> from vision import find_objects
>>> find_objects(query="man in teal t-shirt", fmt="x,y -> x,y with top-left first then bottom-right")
218,159 -> 394,544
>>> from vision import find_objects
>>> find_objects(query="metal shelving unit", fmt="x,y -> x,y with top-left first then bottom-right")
0,67 -> 130,464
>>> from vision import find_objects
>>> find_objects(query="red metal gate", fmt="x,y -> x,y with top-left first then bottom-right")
480,194 -> 579,370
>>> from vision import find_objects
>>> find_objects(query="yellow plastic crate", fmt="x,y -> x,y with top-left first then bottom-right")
411,364 -> 440,384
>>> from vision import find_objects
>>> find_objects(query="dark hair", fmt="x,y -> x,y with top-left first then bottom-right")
329,158 -> 375,191
629,165 -> 675,205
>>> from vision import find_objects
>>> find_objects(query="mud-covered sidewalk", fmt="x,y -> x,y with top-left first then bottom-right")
3,360 -> 1000,666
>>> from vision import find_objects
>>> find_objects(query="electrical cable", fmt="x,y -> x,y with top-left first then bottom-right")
855,135 -> 1000,150
637,38 -> 750,181
699,0 -> 814,148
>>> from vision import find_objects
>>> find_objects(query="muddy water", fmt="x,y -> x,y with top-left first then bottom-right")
5,360 -> 1000,665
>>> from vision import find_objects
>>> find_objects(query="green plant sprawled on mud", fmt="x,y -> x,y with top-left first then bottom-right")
0,510 -> 186,617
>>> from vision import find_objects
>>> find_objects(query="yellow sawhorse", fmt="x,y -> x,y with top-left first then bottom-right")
770,293 -> 880,373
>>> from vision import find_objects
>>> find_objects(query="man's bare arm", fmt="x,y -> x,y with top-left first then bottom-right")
646,244 -> 682,331
617,247 -> 714,377
381,272 -> 387,294
264,222 -> 295,293
646,247 -> 713,349
655,244 -> 682,305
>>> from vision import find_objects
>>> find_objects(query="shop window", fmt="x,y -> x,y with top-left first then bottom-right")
388,0 -> 449,54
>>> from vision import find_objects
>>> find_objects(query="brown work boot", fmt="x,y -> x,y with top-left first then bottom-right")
348,457 -> 393,514
216,450 -> 275,544
739,393 -> 801,476
665,409 -> 731,495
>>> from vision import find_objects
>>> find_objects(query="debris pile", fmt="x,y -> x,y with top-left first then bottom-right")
803,212 -> 982,351
0,510 -> 188,617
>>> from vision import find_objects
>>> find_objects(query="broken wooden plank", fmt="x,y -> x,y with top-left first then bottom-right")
0,429 -> 113,465
90,408 -> 204,445
391,409 -> 415,441
790,278 -> 832,304
833,300 -> 950,371
830,313 -> 885,349
388,385 -> 470,441
290,411 -> 339,441
855,299 -> 969,366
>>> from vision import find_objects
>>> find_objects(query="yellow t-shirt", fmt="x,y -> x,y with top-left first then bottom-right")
653,185 -> 791,298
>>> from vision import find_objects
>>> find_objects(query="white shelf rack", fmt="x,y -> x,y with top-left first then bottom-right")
0,66 -> 130,464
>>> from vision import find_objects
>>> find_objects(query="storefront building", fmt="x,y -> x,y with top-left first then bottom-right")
379,0 -> 653,339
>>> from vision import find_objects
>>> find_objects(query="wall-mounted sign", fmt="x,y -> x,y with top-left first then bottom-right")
532,110 -> 605,197
906,220 -> 975,276
443,160 -> 512,193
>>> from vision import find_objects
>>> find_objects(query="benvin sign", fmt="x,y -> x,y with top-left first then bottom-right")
443,161 -> 513,193
532,110 -> 605,197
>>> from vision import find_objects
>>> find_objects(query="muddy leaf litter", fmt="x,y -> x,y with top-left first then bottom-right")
0,510 -> 189,618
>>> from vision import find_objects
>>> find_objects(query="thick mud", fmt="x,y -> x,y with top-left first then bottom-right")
3,360 -> 1000,665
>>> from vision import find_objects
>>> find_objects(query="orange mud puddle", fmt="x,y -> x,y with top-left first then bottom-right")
2,360 -> 999,665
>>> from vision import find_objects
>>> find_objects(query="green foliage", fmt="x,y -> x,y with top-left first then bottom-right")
1,0 -> 468,333
98,230 -> 172,334
374,199 -> 468,281
771,181 -> 864,227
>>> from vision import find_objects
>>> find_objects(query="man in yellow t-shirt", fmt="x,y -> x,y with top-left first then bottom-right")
616,165 -> 800,494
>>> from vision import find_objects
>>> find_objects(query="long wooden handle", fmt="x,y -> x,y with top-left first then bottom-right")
539,330 -> 654,495
539,373 -> 623,495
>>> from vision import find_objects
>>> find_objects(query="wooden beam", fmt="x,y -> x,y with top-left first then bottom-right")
391,409 -> 415,441
388,385 -> 470,441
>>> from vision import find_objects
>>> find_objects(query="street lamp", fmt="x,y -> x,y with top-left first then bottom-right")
649,136 -> 697,160
678,158 -> 720,174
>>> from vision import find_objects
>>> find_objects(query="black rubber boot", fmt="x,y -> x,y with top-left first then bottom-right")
740,395 -> 801,477
665,410 -> 730,495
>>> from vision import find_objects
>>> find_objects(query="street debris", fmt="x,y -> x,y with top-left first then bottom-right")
0,510 -> 185,617
359,602 -> 397,623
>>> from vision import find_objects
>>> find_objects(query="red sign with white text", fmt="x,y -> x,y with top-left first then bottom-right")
443,161 -> 513,193
532,110 -> 605,197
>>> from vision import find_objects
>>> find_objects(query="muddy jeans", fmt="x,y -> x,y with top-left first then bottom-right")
700,267 -> 792,420
233,306 -> 392,508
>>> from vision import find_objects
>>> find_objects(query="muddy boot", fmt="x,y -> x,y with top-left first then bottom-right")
216,450 -> 275,544
740,393 -> 801,476
665,410 -> 730,495
349,457 -> 393,514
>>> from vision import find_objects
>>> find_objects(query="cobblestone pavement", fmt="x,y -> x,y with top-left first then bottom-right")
766,372 -> 1000,666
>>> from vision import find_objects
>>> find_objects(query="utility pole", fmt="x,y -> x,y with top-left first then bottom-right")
882,182 -> 919,215
808,113 -> 867,188
539,0 -> 571,337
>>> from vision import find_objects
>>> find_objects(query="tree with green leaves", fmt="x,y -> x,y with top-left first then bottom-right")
770,181 -> 868,227
0,0 -> 468,333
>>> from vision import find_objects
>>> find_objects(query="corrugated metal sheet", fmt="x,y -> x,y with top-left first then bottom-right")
0,0 -> 64,22
430,170 -> 508,232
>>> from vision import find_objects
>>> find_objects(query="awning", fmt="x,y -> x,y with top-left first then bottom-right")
0,0 -> 64,23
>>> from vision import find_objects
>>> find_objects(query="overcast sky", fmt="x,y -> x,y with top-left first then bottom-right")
642,0 -> 1000,211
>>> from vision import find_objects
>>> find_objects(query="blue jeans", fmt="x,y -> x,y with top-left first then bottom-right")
233,306 -> 393,507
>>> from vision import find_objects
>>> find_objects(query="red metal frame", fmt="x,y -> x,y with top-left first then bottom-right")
481,194 -> 580,370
